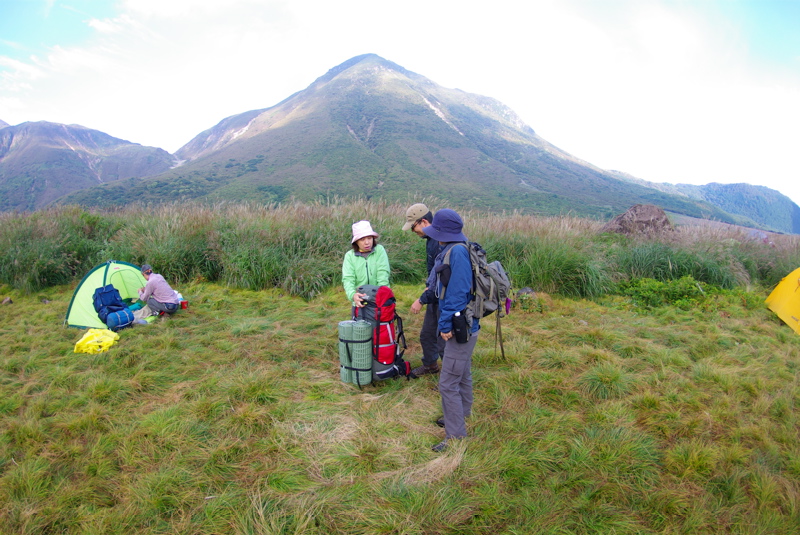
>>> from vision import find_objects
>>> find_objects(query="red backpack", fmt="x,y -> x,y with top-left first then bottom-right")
354,285 -> 411,380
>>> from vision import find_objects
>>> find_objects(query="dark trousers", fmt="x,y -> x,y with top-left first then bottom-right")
420,300 -> 445,367
147,297 -> 178,314
439,333 -> 478,439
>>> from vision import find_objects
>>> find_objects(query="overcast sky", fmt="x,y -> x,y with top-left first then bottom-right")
2,0 -> 799,205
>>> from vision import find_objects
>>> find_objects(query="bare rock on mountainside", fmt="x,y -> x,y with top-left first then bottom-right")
601,204 -> 674,235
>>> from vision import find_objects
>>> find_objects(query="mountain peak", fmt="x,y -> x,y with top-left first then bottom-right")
312,53 -> 416,85
150,55 -> 753,226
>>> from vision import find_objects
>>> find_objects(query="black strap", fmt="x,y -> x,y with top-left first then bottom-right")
338,337 -> 372,344
342,364 -> 372,372
395,314 -> 407,357
341,335 -> 372,389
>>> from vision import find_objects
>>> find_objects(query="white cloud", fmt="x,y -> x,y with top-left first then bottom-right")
87,14 -> 137,35
43,0 -> 57,17
0,56 -> 44,81
0,39 -> 25,51
120,0 -> 279,18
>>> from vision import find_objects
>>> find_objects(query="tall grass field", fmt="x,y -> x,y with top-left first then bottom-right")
2,200 -> 800,534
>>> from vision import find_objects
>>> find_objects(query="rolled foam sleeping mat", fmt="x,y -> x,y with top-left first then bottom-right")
351,320 -> 375,386
338,320 -> 373,386
338,320 -> 354,383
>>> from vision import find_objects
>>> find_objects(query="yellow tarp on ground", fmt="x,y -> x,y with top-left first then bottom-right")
74,328 -> 120,354
765,267 -> 800,334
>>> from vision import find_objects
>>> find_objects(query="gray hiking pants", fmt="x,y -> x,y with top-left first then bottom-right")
420,300 -> 445,367
147,297 -> 178,315
439,333 -> 478,439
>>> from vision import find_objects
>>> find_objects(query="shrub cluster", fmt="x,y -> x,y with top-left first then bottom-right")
1,200 -> 797,298
618,276 -> 711,310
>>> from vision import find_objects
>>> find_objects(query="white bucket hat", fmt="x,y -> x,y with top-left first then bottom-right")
351,220 -> 379,243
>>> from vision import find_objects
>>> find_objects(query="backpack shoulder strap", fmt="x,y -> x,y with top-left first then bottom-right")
444,242 -> 475,292
439,242 -> 472,303
442,242 -> 469,265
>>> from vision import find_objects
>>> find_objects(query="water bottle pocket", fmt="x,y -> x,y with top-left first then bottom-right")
452,311 -> 469,344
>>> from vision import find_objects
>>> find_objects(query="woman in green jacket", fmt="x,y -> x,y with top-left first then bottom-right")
342,220 -> 390,308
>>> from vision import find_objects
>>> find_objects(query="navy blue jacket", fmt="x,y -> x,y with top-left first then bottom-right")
419,236 -> 442,305
432,242 -> 480,335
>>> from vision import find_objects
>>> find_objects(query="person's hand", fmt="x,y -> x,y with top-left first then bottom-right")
440,331 -> 453,341
410,299 -> 423,314
353,292 -> 367,307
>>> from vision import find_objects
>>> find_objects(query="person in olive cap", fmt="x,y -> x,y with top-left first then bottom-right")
422,209 -> 480,452
402,203 -> 444,376
137,264 -> 180,315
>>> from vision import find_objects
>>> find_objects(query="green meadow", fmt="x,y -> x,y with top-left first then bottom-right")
2,201 -> 800,534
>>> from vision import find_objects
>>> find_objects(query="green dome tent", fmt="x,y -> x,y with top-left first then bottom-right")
65,260 -> 146,329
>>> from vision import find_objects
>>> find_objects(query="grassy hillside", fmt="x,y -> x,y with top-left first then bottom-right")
2,201 -> 799,301
2,276 -> 800,533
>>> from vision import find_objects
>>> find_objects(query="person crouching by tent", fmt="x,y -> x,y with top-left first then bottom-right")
138,264 -> 180,315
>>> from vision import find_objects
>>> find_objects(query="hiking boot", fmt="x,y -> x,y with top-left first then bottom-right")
435,417 -> 445,428
411,363 -> 440,377
431,439 -> 448,453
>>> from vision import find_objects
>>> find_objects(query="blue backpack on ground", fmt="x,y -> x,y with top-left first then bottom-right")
92,284 -> 134,332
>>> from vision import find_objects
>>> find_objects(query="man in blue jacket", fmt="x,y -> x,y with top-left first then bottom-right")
422,209 -> 480,452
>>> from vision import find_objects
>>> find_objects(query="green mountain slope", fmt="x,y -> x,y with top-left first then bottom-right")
608,170 -> 799,233
674,182 -> 800,234
57,55 -> 745,223
0,121 -> 176,211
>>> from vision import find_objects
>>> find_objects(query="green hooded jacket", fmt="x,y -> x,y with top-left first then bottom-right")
342,244 -> 390,301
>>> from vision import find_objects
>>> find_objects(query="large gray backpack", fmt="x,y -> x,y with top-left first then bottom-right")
443,242 -> 511,357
